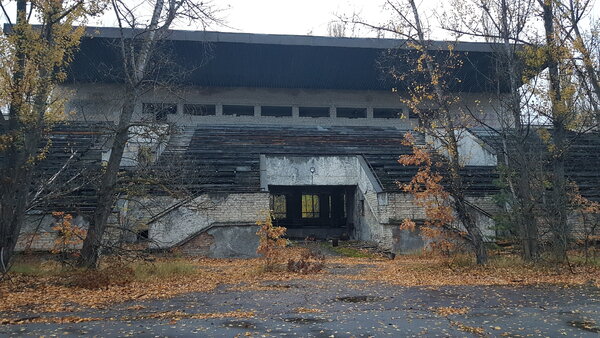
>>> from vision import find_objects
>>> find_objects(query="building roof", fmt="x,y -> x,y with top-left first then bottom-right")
64,26 -> 510,92
82,27 -> 498,52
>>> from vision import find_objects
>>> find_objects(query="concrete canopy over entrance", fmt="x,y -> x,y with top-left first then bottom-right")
260,155 -> 383,239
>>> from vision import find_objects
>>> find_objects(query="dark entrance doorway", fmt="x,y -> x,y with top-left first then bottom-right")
269,185 -> 355,239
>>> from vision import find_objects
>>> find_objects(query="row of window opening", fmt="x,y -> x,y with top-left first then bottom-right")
143,103 -> 414,121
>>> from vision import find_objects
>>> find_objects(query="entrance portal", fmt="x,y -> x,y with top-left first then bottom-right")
269,185 -> 355,239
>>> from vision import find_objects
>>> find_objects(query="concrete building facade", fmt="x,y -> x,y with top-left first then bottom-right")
16,28 -> 510,257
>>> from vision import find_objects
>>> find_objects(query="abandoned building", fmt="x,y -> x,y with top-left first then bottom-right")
13,27 -> 599,257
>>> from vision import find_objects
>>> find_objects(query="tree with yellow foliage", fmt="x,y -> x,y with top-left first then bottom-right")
0,0 -> 105,273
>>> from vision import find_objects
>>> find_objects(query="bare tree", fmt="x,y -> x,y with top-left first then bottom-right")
444,0 -> 600,262
353,0 -> 489,264
444,0 -> 543,260
78,0 -> 220,268
558,0 -> 600,123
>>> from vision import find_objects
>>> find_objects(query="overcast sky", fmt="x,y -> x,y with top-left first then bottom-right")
0,0 -> 448,38
0,0 -> 597,40
216,0 -> 402,36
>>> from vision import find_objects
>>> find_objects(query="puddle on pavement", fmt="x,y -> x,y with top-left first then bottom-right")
568,320 -> 600,333
222,320 -> 256,329
263,283 -> 299,289
336,295 -> 385,303
283,317 -> 330,324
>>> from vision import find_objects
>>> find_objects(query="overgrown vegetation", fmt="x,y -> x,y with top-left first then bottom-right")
344,0 -> 600,265
320,242 -> 378,258
2,250 -> 597,316
9,256 -> 199,289
286,248 -> 325,274
256,211 -> 287,271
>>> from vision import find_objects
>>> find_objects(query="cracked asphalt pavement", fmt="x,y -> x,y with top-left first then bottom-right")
1,264 -> 599,337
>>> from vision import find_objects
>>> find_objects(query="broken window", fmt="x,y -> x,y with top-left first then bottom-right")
223,104 -> 254,116
336,107 -> 366,119
299,106 -> 330,118
302,194 -> 320,218
136,229 -> 149,242
373,108 -> 403,119
142,103 -> 177,122
261,106 -> 292,117
271,194 -> 287,220
184,104 -> 216,116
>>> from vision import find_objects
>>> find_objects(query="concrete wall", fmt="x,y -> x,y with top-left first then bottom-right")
261,154 -> 395,249
179,225 -> 261,258
457,130 -> 497,166
146,193 -> 269,249
102,125 -> 171,167
427,129 -> 497,167
262,155 -> 361,187
61,83 -> 503,128
16,214 -> 89,251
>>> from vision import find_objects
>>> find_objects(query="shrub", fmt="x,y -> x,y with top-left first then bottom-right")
50,212 -> 86,263
287,248 -> 325,274
256,211 -> 287,271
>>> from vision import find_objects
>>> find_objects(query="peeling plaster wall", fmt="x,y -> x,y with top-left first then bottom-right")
426,129 -> 497,167
466,196 -> 500,239
372,193 -> 426,253
263,156 -> 360,187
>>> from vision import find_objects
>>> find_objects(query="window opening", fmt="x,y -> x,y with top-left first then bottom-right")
223,104 -> 254,116
299,106 -> 329,118
142,103 -> 177,122
373,108 -> 403,119
262,106 -> 292,117
184,104 -> 216,116
301,194 -> 320,218
337,107 -> 367,119
271,194 -> 287,220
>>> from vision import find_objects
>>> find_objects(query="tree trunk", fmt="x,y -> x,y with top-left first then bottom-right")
496,0 -> 540,261
79,91 -> 136,268
78,0 -> 169,268
455,197 -> 489,264
541,0 -> 569,261
0,0 -> 32,272
407,0 -> 489,264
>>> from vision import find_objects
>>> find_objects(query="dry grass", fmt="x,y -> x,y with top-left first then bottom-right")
1,251 -> 599,315
351,253 -> 600,287
0,255 -> 327,313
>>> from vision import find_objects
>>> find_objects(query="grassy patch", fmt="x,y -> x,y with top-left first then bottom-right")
321,243 -> 377,258
9,257 -> 199,281
566,253 -> 600,266
10,259 -> 66,277
132,260 -> 198,281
